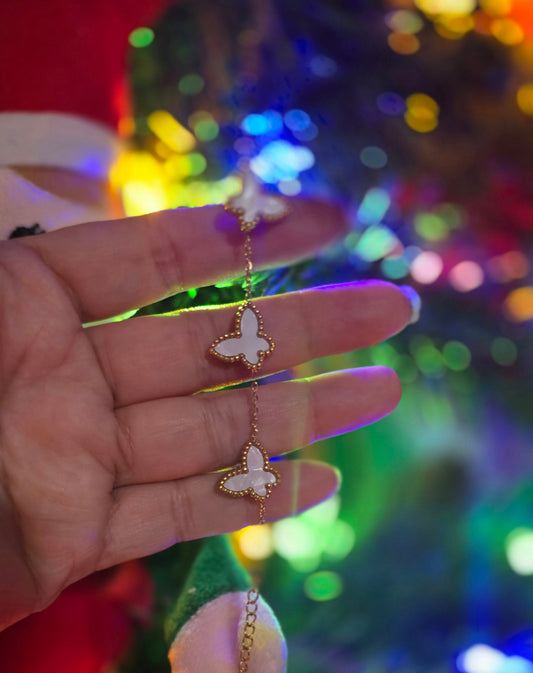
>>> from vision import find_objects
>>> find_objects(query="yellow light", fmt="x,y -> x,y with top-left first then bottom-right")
480,0 -> 512,16
109,151 -> 164,187
235,525 -> 275,561
506,528 -> 533,575
147,110 -> 196,153
505,286 -> 533,322
388,32 -> 421,54
517,84 -> 533,115
165,155 -> 193,180
122,180 -> 169,216
405,93 -> 439,132
415,0 -> 475,15
407,93 -> 439,114
491,18 -> 525,45
435,14 -> 474,38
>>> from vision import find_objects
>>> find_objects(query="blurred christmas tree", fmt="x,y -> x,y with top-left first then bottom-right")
120,1 -> 533,671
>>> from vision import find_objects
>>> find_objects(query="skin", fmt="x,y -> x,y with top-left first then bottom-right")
0,172 -> 412,630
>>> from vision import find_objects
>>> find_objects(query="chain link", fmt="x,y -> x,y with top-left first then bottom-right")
243,232 -> 254,302
239,588 -> 260,673
238,227 -> 266,671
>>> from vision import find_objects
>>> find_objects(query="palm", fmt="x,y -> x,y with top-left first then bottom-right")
0,202 -> 410,629
0,245 -> 119,620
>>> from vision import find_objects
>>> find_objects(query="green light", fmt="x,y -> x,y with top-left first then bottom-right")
323,521 -> 356,561
381,256 -> 409,279
187,289 -> 197,299
356,225 -> 397,262
414,212 -> 449,241
371,342 -> 398,367
188,152 -> 207,176
436,202 -> 463,229
395,354 -> 418,383
443,340 -> 471,371
194,119 -> 219,142
357,187 -> 391,225
491,337 -> 517,366
304,571 -> 343,602
411,337 -> 445,377
129,27 -> 155,48
178,74 -> 205,96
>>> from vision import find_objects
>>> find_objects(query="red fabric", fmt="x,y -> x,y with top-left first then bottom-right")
0,562 -> 154,673
0,0 -> 174,129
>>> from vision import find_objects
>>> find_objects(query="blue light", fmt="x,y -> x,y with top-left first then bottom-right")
250,140 -> 315,184
377,92 -> 406,116
309,55 -> 338,77
241,114 -> 270,136
263,110 -> 283,134
284,109 -> 311,132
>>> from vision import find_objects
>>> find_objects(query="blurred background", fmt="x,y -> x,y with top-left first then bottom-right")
114,1 -> 533,671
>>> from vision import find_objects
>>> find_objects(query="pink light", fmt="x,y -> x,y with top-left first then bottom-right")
410,251 -> 443,284
449,260 -> 484,292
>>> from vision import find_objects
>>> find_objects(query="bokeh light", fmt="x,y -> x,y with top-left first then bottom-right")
385,10 -> 424,34
415,0 -> 476,16
491,337 -> 518,366
516,84 -> 533,115
443,341 -> 472,371
377,91 -> 406,115
357,187 -> 391,225
234,525 -> 275,561
410,251 -> 443,284
491,18 -> 524,45
506,528 -> 533,575
148,110 -> 196,153
487,251 -> 529,282
388,32 -> 421,55
505,287 -> 533,322
178,73 -> 204,96
360,146 -> 388,169
405,93 -> 440,133
304,572 -> 343,602
457,644 -> 506,673
128,27 -> 154,48
448,261 -> 484,292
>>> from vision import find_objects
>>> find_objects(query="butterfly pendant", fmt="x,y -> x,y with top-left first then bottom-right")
209,302 -> 274,370
226,167 -> 289,231
219,442 -> 280,501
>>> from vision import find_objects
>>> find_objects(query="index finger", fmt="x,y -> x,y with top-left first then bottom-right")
17,199 -> 346,322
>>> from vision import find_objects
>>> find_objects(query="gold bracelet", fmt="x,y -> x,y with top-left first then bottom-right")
209,166 -> 288,671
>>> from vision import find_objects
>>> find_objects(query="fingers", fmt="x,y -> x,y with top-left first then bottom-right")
89,281 -> 411,407
113,367 -> 400,486
99,460 -> 339,569
17,199 -> 346,321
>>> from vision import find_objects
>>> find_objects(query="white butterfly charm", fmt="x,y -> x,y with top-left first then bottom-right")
219,442 -> 280,500
209,302 -> 274,370
226,167 -> 289,231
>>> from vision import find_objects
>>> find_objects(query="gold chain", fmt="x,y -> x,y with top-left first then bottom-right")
243,231 -> 254,301
238,227 -> 265,670
238,588 -> 260,673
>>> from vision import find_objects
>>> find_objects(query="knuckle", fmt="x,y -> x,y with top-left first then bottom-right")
168,481 -> 197,543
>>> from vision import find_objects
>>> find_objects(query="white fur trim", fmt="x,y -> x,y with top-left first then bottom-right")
0,168 -> 115,240
0,113 -> 122,179
168,591 -> 287,673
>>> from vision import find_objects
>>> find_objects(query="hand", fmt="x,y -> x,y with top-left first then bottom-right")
0,201 -> 411,629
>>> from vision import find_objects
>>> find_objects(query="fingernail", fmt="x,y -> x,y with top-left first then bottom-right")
398,285 -> 421,324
